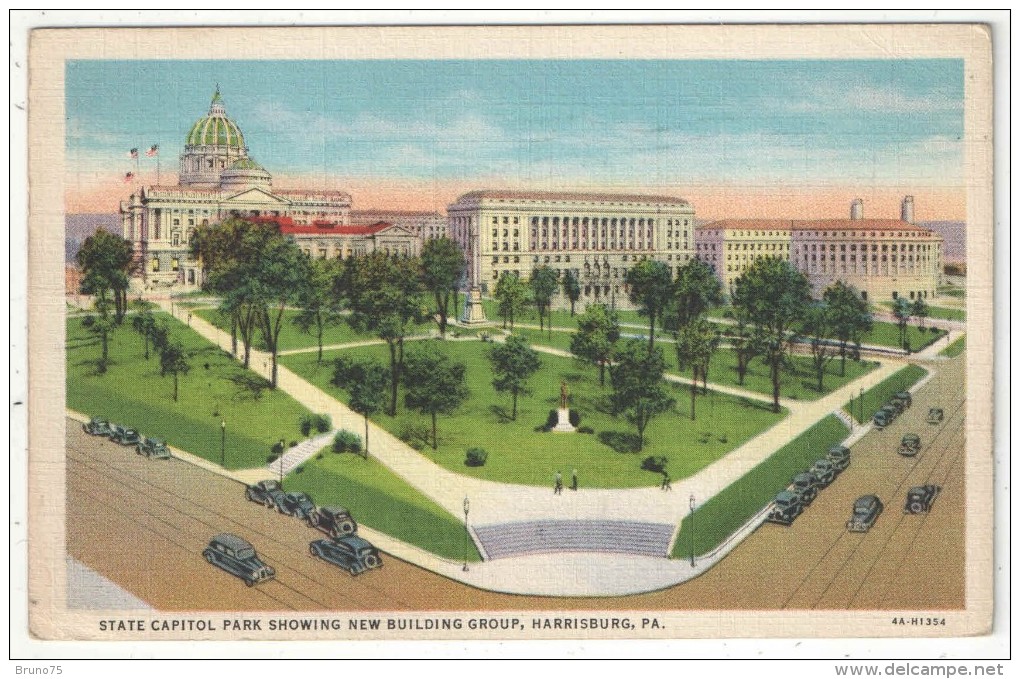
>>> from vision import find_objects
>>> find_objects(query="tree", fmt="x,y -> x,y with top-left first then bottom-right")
674,318 -> 720,419
130,300 -> 157,360
334,358 -> 389,459
911,297 -> 930,332
668,257 -> 723,329
76,229 -> 134,323
569,303 -> 621,385
800,302 -> 837,392
729,308 -> 760,386
732,257 -> 811,413
85,298 -> 117,373
529,265 -> 560,334
624,259 -> 673,350
294,257 -> 345,364
892,297 -> 912,349
561,270 -> 581,316
609,339 -> 675,450
159,339 -> 191,403
346,253 -> 428,416
824,282 -> 872,376
488,334 -> 541,420
420,237 -> 466,338
493,272 -> 530,330
403,342 -> 470,449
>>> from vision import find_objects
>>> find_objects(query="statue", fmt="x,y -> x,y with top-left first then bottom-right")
553,380 -> 575,433
559,380 -> 569,410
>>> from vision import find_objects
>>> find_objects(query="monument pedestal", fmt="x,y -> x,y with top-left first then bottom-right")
461,287 -> 488,325
551,407 -> 575,433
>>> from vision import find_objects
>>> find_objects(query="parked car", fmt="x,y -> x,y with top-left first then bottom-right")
827,445 -> 851,472
899,433 -> 922,457
873,406 -> 896,429
202,533 -> 275,587
246,480 -> 286,508
927,407 -> 945,424
309,535 -> 383,575
892,391 -> 913,409
789,472 -> 820,505
276,491 -> 316,519
306,505 -> 358,538
136,436 -> 171,459
809,459 -> 838,486
83,417 -> 113,436
904,485 -> 942,514
766,491 -> 804,526
888,398 -> 908,415
109,426 -> 142,446
847,495 -> 884,532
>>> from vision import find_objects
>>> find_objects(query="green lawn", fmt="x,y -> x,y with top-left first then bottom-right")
671,414 -> 850,559
284,450 -> 481,562
664,347 -> 880,403
940,335 -> 966,358
480,297 -> 650,331
67,313 -> 312,469
877,302 -> 965,322
938,287 -> 966,299
279,339 -> 787,488
862,321 -> 947,350
193,307 -> 433,353
843,364 -> 929,424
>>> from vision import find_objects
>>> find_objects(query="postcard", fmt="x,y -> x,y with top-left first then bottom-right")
23,22 -> 994,644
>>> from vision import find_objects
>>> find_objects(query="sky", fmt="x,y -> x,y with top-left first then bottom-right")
65,59 -> 965,219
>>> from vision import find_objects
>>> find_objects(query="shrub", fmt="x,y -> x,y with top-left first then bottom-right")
270,441 -> 285,456
577,425 -> 595,435
569,409 -> 581,427
313,413 -> 332,433
332,429 -> 362,454
81,315 -> 95,329
465,447 -> 489,467
289,440 -> 298,448
641,455 -> 668,473
545,409 -> 580,429
267,452 -> 280,464
299,414 -> 314,437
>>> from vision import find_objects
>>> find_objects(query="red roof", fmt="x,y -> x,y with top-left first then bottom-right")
251,215 -> 392,235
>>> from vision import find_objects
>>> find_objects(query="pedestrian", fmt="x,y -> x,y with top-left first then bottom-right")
571,468 -> 578,491
554,470 -> 563,495
661,472 -> 672,491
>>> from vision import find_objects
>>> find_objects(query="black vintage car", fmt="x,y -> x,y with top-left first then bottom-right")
847,495 -> 884,532
136,437 -> 171,459
276,491 -> 316,519
899,433 -> 922,457
202,533 -> 275,587
309,535 -> 383,575
904,485 -> 942,514
766,491 -> 804,526
109,425 -> 142,446
892,391 -> 913,409
927,407 -> 945,424
827,445 -> 851,472
872,408 -> 895,429
246,480 -> 286,508
789,472 -> 820,505
809,459 -> 838,487
306,505 -> 358,538
83,417 -> 113,436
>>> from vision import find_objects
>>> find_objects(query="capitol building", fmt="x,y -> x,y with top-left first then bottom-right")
120,88 -> 416,288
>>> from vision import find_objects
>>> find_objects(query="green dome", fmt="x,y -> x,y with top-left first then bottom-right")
227,157 -> 265,171
185,87 -> 246,149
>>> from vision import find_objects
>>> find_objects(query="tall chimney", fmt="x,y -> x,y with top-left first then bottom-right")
901,195 -> 915,224
850,198 -> 863,220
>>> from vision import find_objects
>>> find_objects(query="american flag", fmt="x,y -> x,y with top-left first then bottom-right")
124,171 -> 135,183
146,144 -> 159,157
128,148 -> 139,159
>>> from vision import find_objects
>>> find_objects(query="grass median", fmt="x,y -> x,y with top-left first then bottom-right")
843,364 -> 929,424
939,335 -> 966,358
671,414 -> 850,559
283,450 -> 482,562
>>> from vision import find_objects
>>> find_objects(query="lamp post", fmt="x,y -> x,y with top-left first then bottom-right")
220,420 -> 226,467
859,387 -> 864,424
462,497 -> 470,572
689,494 -> 696,568
279,438 -> 285,485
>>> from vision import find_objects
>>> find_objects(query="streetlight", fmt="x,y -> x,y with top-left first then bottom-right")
462,497 -> 471,572
689,494 -> 696,568
859,387 -> 864,424
220,420 -> 226,467
279,438 -> 286,485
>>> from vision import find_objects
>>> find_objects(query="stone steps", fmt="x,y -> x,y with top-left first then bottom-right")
473,519 -> 674,560
267,429 -> 338,476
